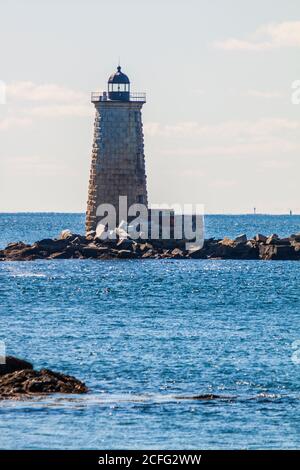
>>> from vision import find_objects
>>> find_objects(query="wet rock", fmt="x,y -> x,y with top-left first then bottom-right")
59,229 -> 73,240
213,239 -> 259,259
116,238 -> 136,251
189,239 -> 218,259
0,369 -> 87,399
266,234 -> 280,245
49,251 -> 74,260
234,234 -> 247,244
219,237 -> 235,248
189,248 -> 207,259
86,230 -> 96,240
4,245 -> 41,260
176,394 -> 231,401
139,242 -> 153,252
1,233 -> 300,261
290,233 -> 300,243
142,249 -> 155,258
116,250 -> 138,259
0,356 -> 33,377
4,242 -> 30,252
254,234 -> 268,243
35,238 -> 69,253
259,244 -> 299,260
79,245 -> 103,259
171,248 -> 184,258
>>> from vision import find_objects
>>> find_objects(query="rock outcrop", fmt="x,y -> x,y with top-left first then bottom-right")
0,356 -> 87,399
1,231 -> 300,261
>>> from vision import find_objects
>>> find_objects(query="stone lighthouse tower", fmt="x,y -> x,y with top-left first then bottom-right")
86,66 -> 148,233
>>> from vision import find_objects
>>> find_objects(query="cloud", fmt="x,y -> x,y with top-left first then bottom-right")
145,118 -> 300,158
214,21 -> 300,51
6,81 -> 87,103
0,81 -> 92,131
144,118 -> 300,139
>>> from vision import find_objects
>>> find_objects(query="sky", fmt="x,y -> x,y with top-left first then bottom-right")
0,0 -> 300,213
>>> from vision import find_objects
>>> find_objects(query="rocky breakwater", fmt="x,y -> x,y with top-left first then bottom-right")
0,230 -> 300,261
0,356 -> 87,399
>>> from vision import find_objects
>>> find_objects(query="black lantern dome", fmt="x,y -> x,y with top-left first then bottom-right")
108,66 -> 130,101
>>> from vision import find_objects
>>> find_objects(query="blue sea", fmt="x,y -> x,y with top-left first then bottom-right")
0,213 -> 299,450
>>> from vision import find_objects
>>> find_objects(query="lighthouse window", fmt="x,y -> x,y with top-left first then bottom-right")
109,83 -> 129,92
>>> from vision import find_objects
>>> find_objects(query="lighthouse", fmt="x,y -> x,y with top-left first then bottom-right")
86,66 -> 148,233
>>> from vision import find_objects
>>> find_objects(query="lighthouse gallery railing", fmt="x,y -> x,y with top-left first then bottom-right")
91,92 -> 146,103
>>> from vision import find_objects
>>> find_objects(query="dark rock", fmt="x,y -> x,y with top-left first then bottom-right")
277,237 -> 292,246
1,233 -> 300,262
69,236 -> 89,246
116,250 -> 138,259
138,242 -> 153,252
4,242 -> 30,252
234,234 -> 247,244
189,248 -> 207,259
80,246 -> 103,259
260,244 -> 299,260
266,234 -> 280,245
35,239 -> 69,253
176,394 -> 232,401
142,249 -> 154,258
4,245 -> 41,260
254,234 -> 268,243
0,356 -> 33,377
86,230 -> 96,240
116,238 -> 136,251
0,368 -> 87,398
212,239 -> 259,259
290,233 -> 300,243
49,251 -> 73,260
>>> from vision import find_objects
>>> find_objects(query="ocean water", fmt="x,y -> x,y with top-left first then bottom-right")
0,213 -> 300,450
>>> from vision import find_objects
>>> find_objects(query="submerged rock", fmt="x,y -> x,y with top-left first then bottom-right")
176,394 -> 234,401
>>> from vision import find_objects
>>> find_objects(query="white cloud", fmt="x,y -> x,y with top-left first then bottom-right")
214,21 -> 300,51
6,81 -> 87,103
0,81 -> 92,131
145,118 -> 300,158
145,118 -> 300,139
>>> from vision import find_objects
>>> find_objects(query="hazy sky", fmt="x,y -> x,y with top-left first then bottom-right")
1,0 -> 300,213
